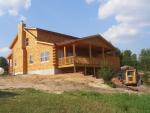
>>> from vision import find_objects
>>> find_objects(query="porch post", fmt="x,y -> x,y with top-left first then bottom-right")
102,48 -> 105,65
84,66 -> 87,75
102,48 -> 105,59
89,44 -> 92,59
93,67 -> 96,76
63,46 -> 67,64
64,46 -> 67,57
73,44 -> 76,73
73,44 -> 76,57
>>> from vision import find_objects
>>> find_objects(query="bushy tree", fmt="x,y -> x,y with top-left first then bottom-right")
0,57 -> 8,72
139,49 -> 150,71
121,50 -> 137,68
97,65 -> 114,82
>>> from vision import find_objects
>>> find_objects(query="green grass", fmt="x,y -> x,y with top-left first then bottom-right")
0,89 -> 150,113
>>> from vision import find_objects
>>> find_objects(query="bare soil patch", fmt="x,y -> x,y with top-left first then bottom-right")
0,73 -> 149,94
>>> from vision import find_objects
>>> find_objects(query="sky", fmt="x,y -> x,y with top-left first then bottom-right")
0,0 -> 150,57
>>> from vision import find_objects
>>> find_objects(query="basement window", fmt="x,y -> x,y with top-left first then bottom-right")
40,52 -> 49,62
29,55 -> 34,64
25,38 -> 29,46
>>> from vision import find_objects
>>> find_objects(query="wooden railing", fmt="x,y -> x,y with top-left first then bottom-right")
58,56 -> 74,66
75,57 -> 102,65
58,56 -> 119,67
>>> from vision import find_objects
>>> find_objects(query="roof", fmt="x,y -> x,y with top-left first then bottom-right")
9,24 -> 116,50
36,28 -> 79,40
9,27 -> 79,49
9,35 -> 18,49
56,34 -> 116,49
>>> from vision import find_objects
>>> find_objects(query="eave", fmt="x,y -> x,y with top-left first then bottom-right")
9,35 -> 18,49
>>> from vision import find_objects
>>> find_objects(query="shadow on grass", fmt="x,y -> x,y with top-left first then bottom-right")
0,91 -> 19,98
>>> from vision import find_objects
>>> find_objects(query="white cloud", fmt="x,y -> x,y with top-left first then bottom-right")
98,0 -> 150,44
85,0 -> 96,4
0,47 -> 10,53
20,15 -> 27,21
102,23 -> 139,44
0,0 -> 31,16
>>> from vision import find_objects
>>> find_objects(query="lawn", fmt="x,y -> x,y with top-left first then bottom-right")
0,89 -> 150,113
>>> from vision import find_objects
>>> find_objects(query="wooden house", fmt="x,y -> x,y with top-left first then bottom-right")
7,22 -> 120,75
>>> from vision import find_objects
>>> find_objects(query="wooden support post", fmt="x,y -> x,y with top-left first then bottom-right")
84,66 -> 87,75
74,66 -> 76,73
64,46 -> 67,64
73,44 -> 76,57
102,48 -> 105,59
102,48 -> 105,61
102,48 -> 105,65
64,46 -> 66,57
89,44 -> 92,59
94,67 -> 96,76
73,44 -> 76,73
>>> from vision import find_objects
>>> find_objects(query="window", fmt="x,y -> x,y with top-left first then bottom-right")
29,55 -> 34,64
40,52 -> 49,62
127,71 -> 134,76
25,38 -> 29,46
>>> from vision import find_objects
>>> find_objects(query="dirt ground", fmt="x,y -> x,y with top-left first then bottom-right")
0,73 -> 149,94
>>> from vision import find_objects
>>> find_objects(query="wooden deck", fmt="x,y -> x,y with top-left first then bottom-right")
58,56 -> 120,69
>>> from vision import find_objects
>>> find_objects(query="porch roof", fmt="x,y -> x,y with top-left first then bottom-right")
56,34 -> 116,50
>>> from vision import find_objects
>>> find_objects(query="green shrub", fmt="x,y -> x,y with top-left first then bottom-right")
106,81 -> 117,88
97,65 -> 114,82
143,72 -> 150,86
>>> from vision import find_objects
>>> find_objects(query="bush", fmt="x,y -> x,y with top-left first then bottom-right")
143,72 -> 150,86
0,57 -> 8,73
97,65 -> 115,82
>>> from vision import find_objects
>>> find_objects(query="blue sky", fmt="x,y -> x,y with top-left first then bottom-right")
0,0 -> 150,57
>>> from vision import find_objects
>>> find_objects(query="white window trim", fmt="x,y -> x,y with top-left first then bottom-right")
29,55 -> 34,64
40,52 -> 50,63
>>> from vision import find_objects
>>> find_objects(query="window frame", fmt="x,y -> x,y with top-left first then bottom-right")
40,52 -> 49,62
29,55 -> 34,64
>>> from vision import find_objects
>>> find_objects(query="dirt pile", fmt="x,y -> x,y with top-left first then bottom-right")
0,73 -> 149,94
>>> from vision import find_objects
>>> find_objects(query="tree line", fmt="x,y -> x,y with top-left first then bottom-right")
117,48 -> 150,71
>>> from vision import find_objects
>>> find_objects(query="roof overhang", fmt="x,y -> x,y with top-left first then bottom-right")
9,35 -> 18,49
56,34 -> 116,50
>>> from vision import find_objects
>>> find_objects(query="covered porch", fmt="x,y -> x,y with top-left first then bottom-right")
56,35 -> 120,75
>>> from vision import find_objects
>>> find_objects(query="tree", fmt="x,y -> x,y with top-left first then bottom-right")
131,53 -> 137,68
121,50 -> 137,68
139,49 -> 150,71
97,65 -> 114,82
0,57 -> 8,72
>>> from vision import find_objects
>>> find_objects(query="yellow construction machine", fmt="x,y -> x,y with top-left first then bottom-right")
118,66 -> 142,86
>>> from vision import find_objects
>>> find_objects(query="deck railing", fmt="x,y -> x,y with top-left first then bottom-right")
58,56 -> 74,66
58,56 -> 119,67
